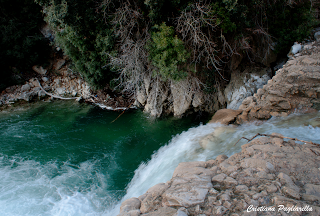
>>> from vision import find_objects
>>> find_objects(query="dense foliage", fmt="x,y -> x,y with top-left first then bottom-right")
0,0 -> 50,91
35,0 -> 116,88
1,0 -> 318,92
147,23 -> 190,80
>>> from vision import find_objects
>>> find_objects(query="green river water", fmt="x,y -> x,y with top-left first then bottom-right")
1,100 -> 320,216
0,101 -> 208,216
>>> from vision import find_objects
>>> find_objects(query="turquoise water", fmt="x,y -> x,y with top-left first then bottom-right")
0,101 -> 208,215
1,101 -> 320,216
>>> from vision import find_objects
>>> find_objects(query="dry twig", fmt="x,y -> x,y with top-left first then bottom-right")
234,133 -> 320,147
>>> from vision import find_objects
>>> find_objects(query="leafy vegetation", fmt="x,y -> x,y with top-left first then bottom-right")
1,0 -> 318,92
147,23 -> 190,81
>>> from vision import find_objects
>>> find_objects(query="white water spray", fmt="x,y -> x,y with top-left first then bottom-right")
107,112 -> 320,215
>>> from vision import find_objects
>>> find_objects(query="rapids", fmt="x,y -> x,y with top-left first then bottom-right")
0,101 -> 319,215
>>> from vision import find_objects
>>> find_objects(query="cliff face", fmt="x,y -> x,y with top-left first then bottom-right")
235,41 -> 320,124
208,41 -> 320,126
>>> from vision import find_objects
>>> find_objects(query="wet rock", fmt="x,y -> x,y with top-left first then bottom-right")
120,197 -> 141,213
208,109 -> 242,125
140,183 -> 169,213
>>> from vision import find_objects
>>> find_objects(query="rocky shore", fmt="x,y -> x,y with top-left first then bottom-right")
0,59 -> 134,111
118,135 -> 320,216
117,42 -> 320,215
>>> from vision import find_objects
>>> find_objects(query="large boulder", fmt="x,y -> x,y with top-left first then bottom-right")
208,109 -> 242,125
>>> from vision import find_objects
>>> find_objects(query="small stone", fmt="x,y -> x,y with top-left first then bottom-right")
252,193 -> 262,200
120,197 -> 141,213
282,186 -> 301,200
21,84 -> 31,92
38,90 -> 46,98
212,173 -> 227,183
174,209 -> 188,216
209,188 -> 219,194
220,193 -> 230,201
42,77 -> 49,82
208,196 -> 217,203
214,206 -> 227,215
235,185 -> 248,193
224,177 -> 238,186
215,155 -> 228,163
266,184 -> 278,193
259,196 -> 271,206
223,201 -> 232,209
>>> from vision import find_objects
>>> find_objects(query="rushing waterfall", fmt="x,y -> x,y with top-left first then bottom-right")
108,111 -> 320,215
0,101 -> 319,215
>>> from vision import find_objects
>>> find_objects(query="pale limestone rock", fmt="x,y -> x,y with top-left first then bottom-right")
120,197 -> 141,213
42,77 -> 49,82
142,207 -> 177,216
305,184 -> 320,199
136,89 -> 147,105
118,210 -> 141,216
171,80 -> 193,117
21,84 -> 31,92
224,177 -> 238,186
192,92 -> 203,108
56,87 -> 66,95
282,186 -> 301,200
173,209 -> 188,216
208,109 -> 242,125
224,70 -> 270,110
212,173 -> 227,183
266,184 -> 278,193
162,186 -> 209,207
214,206 -> 227,215
235,185 -> 248,193
241,158 -> 275,172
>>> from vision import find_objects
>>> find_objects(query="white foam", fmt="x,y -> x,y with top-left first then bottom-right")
107,112 -> 320,215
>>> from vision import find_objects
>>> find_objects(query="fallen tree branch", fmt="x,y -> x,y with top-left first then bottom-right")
234,133 -> 320,147
36,79 -> 81,100
110,100 -> 135,123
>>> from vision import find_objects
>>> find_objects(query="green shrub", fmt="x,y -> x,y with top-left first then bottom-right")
147,23 -> 190,81
37,0 -> 116,89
